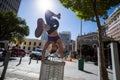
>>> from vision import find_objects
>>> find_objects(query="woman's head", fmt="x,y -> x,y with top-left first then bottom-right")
49,42 -> 58,54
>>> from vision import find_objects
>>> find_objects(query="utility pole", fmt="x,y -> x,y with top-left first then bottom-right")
80,20 -> 82,58
78,20 -> 84,71
80,20 -> 82,36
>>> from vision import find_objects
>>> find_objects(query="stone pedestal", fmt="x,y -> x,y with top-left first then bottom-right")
39,60 -> 65,80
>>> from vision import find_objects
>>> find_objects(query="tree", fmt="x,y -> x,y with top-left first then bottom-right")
0,11 -> 29,43
59,0 -> 120,80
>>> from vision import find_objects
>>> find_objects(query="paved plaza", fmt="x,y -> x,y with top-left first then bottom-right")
0,56 -> 113,80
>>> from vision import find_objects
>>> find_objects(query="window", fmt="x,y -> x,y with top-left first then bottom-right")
34,42 -> 36,46
29,42 -> 31,45
23,46 -> 25,49
33,47 -> 35,51
28,47 -> 30,50
20,42 -> 22,45
39,42 -> 41,46
24,42 -> 26,45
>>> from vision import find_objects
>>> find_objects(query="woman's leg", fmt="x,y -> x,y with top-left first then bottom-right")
41,41 -> 50,60
57,39 -> 64,59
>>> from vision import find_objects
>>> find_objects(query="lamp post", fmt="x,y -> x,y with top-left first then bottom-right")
80,20 -> 82,36
80,20 -> 82,58
78,20 -> 84,71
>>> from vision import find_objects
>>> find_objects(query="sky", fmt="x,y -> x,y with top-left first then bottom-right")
18,0 -> 118,40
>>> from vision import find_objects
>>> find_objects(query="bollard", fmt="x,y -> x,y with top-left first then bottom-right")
0,52 -> 11,80
78,58 -> 84,71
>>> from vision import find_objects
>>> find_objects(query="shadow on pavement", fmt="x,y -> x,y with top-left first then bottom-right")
82,70 -> 97,76
0,56 -> 16,67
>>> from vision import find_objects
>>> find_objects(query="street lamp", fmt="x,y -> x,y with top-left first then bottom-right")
80,20 -> 82,58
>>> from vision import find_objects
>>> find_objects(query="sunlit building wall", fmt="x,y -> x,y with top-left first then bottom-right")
77,32 -> 98,49
103,6 -> 120,42
20,38 -> 45,51
76,32 -> 98,56
59,31 -> 71,50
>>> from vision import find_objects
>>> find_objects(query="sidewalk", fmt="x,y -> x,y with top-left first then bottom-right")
0,61 -> 86,80
0,57 -> 112,80
0,68 -> 84,80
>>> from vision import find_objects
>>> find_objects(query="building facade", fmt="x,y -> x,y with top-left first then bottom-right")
103,6 -> 120,42
70,40 -> 75,52
59,31 -> 71,50
76,32 -> 98,49
0,0 -> 21,13
20,38 -> 45,51
76,32 -> 98,58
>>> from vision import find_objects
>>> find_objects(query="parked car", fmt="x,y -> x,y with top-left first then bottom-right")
25,50 -> 31,55
2,50 -> 7,57
0,48 -> 5,55
29,48 -> 43,60
11,49 -> 26,57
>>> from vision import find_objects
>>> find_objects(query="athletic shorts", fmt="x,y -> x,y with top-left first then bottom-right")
48,36 -> 60,43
